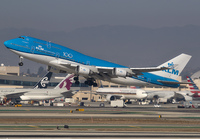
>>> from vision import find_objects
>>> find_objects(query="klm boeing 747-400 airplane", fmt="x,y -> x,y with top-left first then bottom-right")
4,36 -> 191,88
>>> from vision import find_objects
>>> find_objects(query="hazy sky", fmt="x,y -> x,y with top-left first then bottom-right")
1,0 -> 200,32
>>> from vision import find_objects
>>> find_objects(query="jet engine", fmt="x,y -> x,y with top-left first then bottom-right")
76,66 -> 91,75
106,95 -> 115,101
106,95 -> 121,101
112,68 -> 127,77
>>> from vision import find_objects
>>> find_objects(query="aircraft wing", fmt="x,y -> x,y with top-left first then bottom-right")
51,60 -> 170,78
61,90 -> 78,98
5,91 -> 28,99
49,60 -> 77,69
157,80 -> 193,85
131,67 -> 170,73
97,66 -> 170,76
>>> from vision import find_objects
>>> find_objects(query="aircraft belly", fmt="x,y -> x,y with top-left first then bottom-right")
123,95 -> 137,99
11,50 -> 53,65
20,95 -> 60,101
11,50 -> 74,73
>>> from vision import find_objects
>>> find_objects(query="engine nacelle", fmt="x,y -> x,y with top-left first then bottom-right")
76,66 -> 91,75
112,68 -> 127,77
48,66 -> 66,73
106,94 -> 115,101
106,95 -> 122,101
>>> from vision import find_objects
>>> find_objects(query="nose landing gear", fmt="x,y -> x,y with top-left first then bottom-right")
18,56 -> 24,66
85,78 -> 98,87
74,76 -> 98,87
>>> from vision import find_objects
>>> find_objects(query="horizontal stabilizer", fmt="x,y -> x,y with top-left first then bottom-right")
157,80 -> 194,85
131,67 -> 170,75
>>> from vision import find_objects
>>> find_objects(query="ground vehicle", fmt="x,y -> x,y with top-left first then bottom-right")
15,104 -> 22,107
110,100 -> 126,108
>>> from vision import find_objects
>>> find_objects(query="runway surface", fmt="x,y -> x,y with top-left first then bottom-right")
1,130 -> 200,139
0,103 -> 200,138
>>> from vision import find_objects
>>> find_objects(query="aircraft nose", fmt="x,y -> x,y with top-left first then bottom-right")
4,40 -> 11,48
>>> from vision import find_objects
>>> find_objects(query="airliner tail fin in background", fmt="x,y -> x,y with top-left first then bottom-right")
54,74 -> 74,90
186,76 -> 200,98
186,76 -> 199,90
34,72 -> 53,89
152,53 -> 192,80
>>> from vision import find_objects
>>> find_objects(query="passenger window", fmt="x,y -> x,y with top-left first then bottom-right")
18,36 -> 24,39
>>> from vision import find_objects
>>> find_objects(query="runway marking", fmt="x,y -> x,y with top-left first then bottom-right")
181,117 -> 200,119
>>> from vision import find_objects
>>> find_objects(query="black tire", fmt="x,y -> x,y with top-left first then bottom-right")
19,62 -> 23,66
75,81 -> 80,85
99,103 -> 105,107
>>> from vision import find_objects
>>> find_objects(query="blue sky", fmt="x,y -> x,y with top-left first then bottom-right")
1,0 -> 200,74
1,0 -> 200,32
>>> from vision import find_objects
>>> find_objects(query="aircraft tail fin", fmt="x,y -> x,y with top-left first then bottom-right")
54,74 -> 74,90
186,76 -> 199,90
151,53 -> 191,80
186,76 -> 200,96
34,72 -> 53,89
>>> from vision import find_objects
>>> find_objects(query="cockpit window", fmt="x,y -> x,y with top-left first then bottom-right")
18,36 -> 25,39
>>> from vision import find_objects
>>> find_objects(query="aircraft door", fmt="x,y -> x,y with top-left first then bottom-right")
47,91 -> 51,96
86,61 -> 90,65
56,53 -> 60,59
47,41 -> 51,49
31,46 -> 35,53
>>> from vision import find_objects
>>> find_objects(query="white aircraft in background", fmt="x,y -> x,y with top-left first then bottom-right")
96,86 -> 147,101
145,76 -> 200,103
4,36 -> 192,88
0,74 -> 74,103
0,71 -> 53,103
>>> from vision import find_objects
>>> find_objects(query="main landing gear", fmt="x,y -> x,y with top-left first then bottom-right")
84,78 -> 97,87
74,76 -> 80,85
74,76 -> 98,87
18,56 -> 24,66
